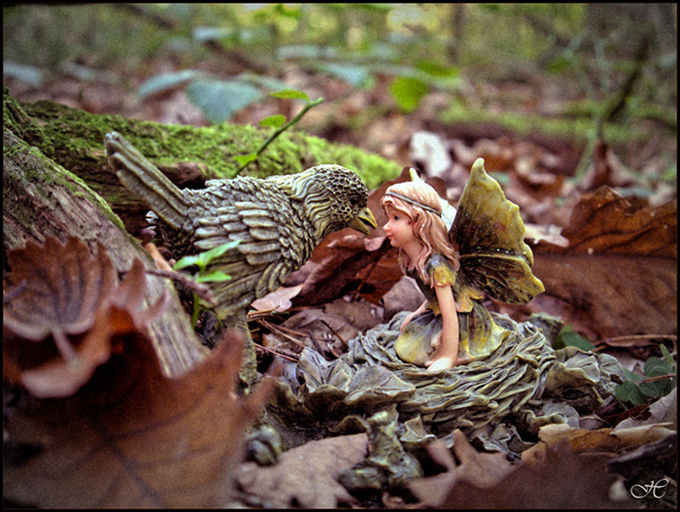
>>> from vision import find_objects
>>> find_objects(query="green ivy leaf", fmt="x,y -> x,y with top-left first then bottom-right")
660,344 -> 676,367
553,325 -> 596,351
645,356 -> 674,378
622,367 -> 642,382
259,114 -> 287,128
638,377 -> 674,398
638,356 -> 676,397
615,380 -> 647,406
269,89 -> 310,101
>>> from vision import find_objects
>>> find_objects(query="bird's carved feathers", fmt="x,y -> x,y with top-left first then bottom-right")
105,132 -> 377,317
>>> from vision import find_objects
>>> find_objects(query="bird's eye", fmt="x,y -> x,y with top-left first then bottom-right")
349,195 -> 360,207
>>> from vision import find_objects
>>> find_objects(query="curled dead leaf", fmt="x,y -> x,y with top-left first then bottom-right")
3,236 -> 168,398
438,432 -> 632,508
407,430 -> 516,508
4,331 -> 273,508
4,236 -> 117,347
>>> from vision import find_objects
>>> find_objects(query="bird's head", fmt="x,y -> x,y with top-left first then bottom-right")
273,165 -> 377,240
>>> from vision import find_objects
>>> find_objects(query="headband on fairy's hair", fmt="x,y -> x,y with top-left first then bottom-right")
384,191 -> 442,217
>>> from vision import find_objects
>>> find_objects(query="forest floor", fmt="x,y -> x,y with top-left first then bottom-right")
3,40 -> 677,509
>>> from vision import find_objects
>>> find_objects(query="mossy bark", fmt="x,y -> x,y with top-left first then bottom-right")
4,87 -> 399,211
3,88 -> 399,382
3,126 -> 210,377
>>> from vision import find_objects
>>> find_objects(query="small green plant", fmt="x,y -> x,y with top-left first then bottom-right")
173,240 -> 239,326
552,324 -> 597,351
615,344 -> 677,407
233,89 -> 324,175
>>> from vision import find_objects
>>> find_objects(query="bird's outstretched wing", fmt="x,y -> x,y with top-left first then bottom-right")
450,158 -> 544,307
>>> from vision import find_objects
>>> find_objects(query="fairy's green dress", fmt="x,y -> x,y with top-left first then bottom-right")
395,253 -> 505,365
395,158 -> 545,367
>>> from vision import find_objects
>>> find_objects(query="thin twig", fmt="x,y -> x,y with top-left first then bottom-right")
234,97 -> 324,175
254,344 -> 299,363
257,319 -> 308,348
596,334 -> 677,348
319,319 -> 348,348
638,374 -> 677,385
145,268 -> 218,306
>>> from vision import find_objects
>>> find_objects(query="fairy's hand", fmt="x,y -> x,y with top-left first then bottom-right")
426,355 -> 471,372
400,312 -> 416,331
400,301 -> 427,331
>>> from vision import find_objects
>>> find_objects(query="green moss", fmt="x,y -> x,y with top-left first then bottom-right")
5,87 -> 402,246
12,92 -> 400,186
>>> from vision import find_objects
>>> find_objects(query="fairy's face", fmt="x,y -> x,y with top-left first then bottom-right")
383,206 -> 416,249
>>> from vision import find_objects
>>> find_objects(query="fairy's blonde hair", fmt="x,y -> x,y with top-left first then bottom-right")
381,181 -> 459,285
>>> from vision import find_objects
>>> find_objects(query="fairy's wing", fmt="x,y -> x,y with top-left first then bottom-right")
450,158 -> 544,305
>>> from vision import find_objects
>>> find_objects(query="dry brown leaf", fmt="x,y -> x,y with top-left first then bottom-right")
4,236 -> 117,344
443,439 -> 633,508
559,187 -> 677,258
4,332 -> 273,508
524,189 -> 677,339
521,421 -> 676,476
4,236 -> 167,398
291,233 -> 395,306
287,167 -> 453,308
250,283 -> 304,313
235,433 -> 368,508
281,305 -> 359,350
407,430 -> 516,508
410,429 -> 636,508
525,252 -> 677,340
286,167 -> 412,307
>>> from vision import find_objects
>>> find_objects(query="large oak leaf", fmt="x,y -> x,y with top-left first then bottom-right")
524,188 -> 677,339
4,332 -> 272,508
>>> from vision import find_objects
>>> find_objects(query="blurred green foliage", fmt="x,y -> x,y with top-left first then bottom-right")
3,3 -> 676,146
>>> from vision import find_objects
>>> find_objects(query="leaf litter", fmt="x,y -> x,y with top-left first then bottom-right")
4,73 -> 676,508
241,131 -> 675,508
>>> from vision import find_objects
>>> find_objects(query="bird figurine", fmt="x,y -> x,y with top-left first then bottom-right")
105,132 -> 378,321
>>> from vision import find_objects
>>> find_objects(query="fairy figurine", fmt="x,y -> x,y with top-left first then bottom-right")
381,158 -> 545,371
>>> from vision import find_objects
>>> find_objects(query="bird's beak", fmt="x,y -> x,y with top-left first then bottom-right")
348,207 -> 377,235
